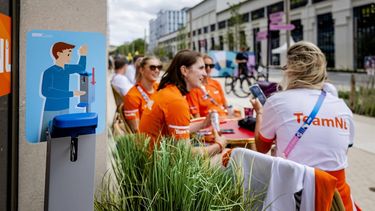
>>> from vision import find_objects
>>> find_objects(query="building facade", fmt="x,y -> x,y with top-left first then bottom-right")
148,8 -> 189,53
157,0 -> 375,70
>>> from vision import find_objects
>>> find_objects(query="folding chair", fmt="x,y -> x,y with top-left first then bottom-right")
111,84 -> 123,108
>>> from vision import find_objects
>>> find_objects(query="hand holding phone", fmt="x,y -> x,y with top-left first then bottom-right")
249,84 -> 267,105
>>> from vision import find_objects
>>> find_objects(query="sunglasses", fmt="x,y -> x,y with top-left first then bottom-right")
205,64 -> 215,69
281,65 -> 287,71
148,65 -> 163,71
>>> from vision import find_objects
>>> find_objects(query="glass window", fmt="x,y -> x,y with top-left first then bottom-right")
204,26 -> 208,33
317,13 -> 335,68
267,1 -> 284,15
312,0 -> 327,3
193,30 -> 196,36
219,35 -> 224,50
218,20 -> 226,29
291,19 -> 303,42
270,30 -> 280,65
211,37 -> 215,50
198,28 -> 201,35
353,3 -> 375,69
242,13 -> 250,22
251,8 -> 264,21
253,28 -> 262,65
290,0 -> 308,10
210,24 -> 216,32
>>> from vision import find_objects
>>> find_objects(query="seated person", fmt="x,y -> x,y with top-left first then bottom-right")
139,50 -> 227,158
186,55 -> 227,118
250,41 -> 357,211
111,56 -> 133,96
123,56 -> 160,133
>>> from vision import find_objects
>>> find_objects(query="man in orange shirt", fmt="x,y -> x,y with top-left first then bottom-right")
186,55 -> 227,117
123,56 -> 161,133
139,50 -> 227,157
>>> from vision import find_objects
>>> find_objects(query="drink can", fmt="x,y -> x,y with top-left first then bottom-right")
210,110 -> 220,132
226,105 -> 234,117
244,107 -> 254,118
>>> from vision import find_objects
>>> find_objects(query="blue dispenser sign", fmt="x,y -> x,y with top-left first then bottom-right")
26,30 -> 106,143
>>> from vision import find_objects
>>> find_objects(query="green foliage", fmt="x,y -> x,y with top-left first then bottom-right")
95,134 -> 262,211
177,26 -> 188,51
115,38 -> 147,57
339,86 -> 375,117
225,1 -> 247,51
153,45 -> 173,62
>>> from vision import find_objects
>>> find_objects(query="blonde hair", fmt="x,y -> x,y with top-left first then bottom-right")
281,41 -> 327,90
135,56 -> 160,82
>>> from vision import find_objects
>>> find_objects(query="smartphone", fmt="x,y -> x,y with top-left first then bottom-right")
250,84 -> 267,105
220,129 -> 235,134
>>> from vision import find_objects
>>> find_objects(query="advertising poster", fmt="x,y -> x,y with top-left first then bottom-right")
0,13 -> 11,96
26,30 -> 106,143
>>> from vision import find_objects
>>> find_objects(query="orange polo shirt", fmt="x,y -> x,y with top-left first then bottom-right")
123,82 -> 159,120
186,77 -> 227,117
139,84 -> 190,145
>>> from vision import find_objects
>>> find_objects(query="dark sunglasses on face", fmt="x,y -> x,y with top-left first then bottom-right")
148,65 -> 163,71
205,64 -> 215,69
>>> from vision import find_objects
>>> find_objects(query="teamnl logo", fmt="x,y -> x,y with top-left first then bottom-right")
294,112 -> 349,130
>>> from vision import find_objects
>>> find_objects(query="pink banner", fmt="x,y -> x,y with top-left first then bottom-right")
270,23 -> 295,31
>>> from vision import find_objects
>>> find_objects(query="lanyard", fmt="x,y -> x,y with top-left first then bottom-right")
136,85 -> 153,109
283,90 -> 326,158
202,90 -> 225,111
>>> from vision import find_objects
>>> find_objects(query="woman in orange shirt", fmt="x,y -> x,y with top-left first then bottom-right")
139,50 -> 227,157
186,55 -> 227,117
123,56 -> 161,133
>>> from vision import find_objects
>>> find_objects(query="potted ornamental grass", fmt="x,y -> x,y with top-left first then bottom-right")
95,133 -> 264,211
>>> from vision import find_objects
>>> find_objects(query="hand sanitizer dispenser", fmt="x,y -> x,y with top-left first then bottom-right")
45,67 -> 98,211
78,67 -> 96,112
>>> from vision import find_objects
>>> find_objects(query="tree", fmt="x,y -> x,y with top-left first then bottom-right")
225,1 -> 247,51
177,26 -> 188,50
114,38 -> 147,58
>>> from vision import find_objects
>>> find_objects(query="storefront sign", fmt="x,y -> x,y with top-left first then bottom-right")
0,13 -> 11,96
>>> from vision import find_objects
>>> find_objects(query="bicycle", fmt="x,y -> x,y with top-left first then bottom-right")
224,65 -> 266,98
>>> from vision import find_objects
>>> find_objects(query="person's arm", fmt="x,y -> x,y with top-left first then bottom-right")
64,56 -> 87,74
250,98 -> 273,153
166,100 -> 226,157
123,89 -> 140,132
190,127 -> 227,157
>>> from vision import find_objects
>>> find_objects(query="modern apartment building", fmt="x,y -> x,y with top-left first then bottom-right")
157,0 -> 375,70
148,8 -> 189,53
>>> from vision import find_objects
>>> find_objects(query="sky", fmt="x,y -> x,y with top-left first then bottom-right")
108,0 -> 203,46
